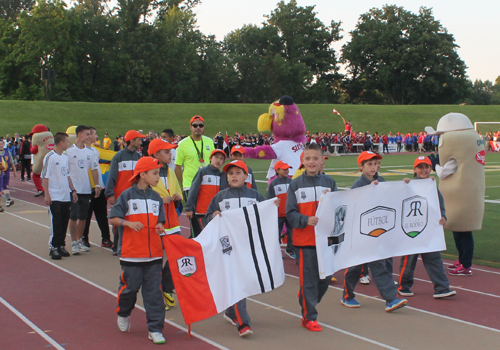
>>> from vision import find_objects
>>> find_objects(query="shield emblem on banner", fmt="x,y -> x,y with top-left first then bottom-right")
177,256 -> 197,277
220,236 -> 233,255
360,206 -> 396,237
401,196 -> 428,238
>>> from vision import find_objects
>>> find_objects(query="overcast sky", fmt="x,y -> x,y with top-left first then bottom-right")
194,0 -> 499,82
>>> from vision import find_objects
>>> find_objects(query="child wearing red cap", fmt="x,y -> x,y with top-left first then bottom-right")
205,160 -> 275,338
267,160 -> 294,258
148,139 -> 183,311
341,151 -> 408,312
220,145 -> 257,190
397,156 -> 457,297
185,149 -> 226,237
108,157 -> 167,344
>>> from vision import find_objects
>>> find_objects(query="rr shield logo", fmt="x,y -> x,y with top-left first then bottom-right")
360,206 -> 395,237
328,205 -> 346,254
402,196 -> 428,238
177,256 -> 197,277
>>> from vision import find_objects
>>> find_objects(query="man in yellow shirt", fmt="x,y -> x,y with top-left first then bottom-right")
102,133 -> 112,150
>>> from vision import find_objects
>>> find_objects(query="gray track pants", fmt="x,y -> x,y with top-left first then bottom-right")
398,253 -> 450,294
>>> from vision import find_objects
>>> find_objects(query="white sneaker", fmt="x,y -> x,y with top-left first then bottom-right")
79,239 -> 90,252
148,332 -> 165,344
359,276 -> 370,285
72,241 -> 80,255
117,316 -> 130,332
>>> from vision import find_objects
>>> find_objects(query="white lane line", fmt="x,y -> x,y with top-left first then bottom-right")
248,297 -> 400,350
284,273 -> 500,333
0,236 -> 230,350
0,296 -> 66,350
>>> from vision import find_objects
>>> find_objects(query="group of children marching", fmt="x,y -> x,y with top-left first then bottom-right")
106,137 -> 456,343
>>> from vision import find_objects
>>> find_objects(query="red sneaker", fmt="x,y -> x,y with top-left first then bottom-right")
449,265 -> 472,276
447,260 -> 460,270
239,325 -> 253,337
301,318 -> 322,332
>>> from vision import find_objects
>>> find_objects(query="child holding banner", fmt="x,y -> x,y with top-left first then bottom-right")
341,151 -> 408,312
397,156 -> 456,298
286,143 -> 337,332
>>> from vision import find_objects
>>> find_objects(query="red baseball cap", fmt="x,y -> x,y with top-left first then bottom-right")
414,156 -> 432,168
190,115 -> 204,124
124,130 -> 146,142
147,138 -> 177,156
129,157 -> 162,182
210,149 -> 226,159
223,160 -> 248,174
230,145 -> 246,155
274,160 -> 292,171
357,151 -> 382,165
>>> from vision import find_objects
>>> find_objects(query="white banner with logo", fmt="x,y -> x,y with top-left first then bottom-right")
315,179 -> 446,279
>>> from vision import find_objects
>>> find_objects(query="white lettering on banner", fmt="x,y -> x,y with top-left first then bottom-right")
125,199 -> 162,216
315,179 -> 446,279
201,175 -> 220,186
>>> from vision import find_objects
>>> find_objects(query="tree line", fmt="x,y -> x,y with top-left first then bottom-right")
0,0 -> 498,104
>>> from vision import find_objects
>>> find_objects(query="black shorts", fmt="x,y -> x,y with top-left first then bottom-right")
70,193 -> 92,220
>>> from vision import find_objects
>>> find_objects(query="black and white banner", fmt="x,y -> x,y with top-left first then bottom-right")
315,179 -> 446,279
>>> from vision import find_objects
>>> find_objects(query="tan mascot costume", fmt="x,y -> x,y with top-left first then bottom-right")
426,113 -> 485,276
30,124 -> 54,197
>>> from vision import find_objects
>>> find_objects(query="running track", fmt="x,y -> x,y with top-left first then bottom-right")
2,175 -> 500,349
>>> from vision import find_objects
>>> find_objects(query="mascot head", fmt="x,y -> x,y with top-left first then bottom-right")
425,113 -> 473,135
28,124 -> 49,136
257,95 -> 306,143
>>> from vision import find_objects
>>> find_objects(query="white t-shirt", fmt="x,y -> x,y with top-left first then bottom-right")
41,151 -> 71,202
266,140 -> 305,179
90,146 -> 104,188
66,144 -> 98,194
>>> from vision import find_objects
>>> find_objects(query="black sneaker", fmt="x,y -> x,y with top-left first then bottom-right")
101,239 -> 113,248
58,246 -> 70,257
0,206 -> 4,213
6,200 -> 14,207
19,178 -> 24,182
49,247 -> 62,260
81,239 -> 91,248
34,191 -> 45,197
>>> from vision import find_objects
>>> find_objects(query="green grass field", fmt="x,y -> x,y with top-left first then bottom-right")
246,152 -> 500,268
2,100 -> 500,137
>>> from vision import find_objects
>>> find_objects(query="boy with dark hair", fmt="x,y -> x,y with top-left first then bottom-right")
286,143 -> 337,332
109,156 -> 167,344
220,145 -> 257,190
341,151 -> 408,312
185,149 -> 225,237
267,160 -> 294,258
42,132 -> 78,259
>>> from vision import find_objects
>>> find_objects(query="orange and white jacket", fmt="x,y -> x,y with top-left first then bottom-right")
286,173 -> 337,247
109,183 -> 166,263
185,165 -> 222,215
105,148 -> 142,200
267,176 -> 292,217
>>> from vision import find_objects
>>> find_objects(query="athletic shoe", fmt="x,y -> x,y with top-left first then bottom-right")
79,239 -> 90,252
34,190 -> 45,197
19,178 -> 24,182
112,250 -> 118,256
398,289 -> 414,297
81,238 -> 91,248
163,292 -> 175,307
449,265 -> 472,276
101,239 -> 113,248
49,247 -> 61,260
148,332 -> 165,344
385,298 -> 408,312
58,246 -> 70,257
359,275 -> 370,285
331,276 -> 337,283
6,200 -> 14,207
26,178 -> 31,182
117,316 -> 130,332
301,318 -> 322,332
433,290 -> 457,299
223,312 -> 237,326
0,206 -> 3,213
239,325 -> 253,337
285,250 -> 296,259
72,241 -> 80,255
340,297 -> 361,308
448,260 -> 461,270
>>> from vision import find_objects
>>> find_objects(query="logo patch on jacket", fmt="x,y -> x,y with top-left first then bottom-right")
152,203 -> 159,215
133,203 -> 138,211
